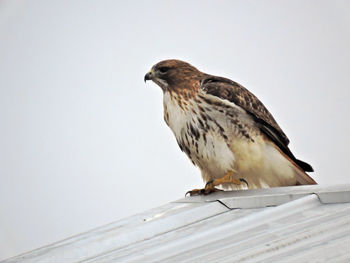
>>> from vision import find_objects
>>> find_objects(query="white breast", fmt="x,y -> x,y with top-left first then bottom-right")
163,91 -> 236,182
163,92 -> 190,139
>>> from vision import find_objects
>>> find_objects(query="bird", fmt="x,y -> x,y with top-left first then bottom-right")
144,59 -> 316,195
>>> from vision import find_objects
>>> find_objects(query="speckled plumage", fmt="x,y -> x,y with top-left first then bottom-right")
145,59 -> 316,190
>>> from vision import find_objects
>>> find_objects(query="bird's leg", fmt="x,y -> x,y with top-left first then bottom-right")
210,171 -> 248,187
186,171 -> 248,196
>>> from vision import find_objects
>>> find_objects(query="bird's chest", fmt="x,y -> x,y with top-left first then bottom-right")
163,92 -> 235,176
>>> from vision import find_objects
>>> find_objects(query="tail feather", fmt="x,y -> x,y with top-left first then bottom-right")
295,158 -> 314,172
270,142 -> 317,185
294,166 -> 317,185
293,159 -> 316,185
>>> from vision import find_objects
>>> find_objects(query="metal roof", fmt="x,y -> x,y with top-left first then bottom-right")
3,184 -> 350,263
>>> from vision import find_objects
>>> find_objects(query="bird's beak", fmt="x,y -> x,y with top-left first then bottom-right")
144,71 -> 153,83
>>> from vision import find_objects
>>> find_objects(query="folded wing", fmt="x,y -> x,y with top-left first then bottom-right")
200,75 -> 314,173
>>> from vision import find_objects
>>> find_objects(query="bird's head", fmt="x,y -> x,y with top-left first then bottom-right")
144,59 -> 203,91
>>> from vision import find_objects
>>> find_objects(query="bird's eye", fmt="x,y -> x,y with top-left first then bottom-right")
158,67 -> 170,73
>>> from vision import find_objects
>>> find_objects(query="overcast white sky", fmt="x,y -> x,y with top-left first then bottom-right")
1,0 -> 350,260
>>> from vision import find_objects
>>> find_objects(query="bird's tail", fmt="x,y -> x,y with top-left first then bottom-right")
272,143 -> 317,185
293,162 -> 317,185
295,158 -> 314,172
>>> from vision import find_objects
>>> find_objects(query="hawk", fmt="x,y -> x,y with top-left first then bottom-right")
144,59 -> 316,195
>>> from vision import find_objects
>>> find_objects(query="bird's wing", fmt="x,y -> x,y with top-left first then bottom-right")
200,75 -> 313,172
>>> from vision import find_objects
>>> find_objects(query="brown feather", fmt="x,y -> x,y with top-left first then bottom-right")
200,75 -> 314,173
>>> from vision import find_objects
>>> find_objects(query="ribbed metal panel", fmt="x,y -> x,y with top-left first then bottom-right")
3,185 -> 350,263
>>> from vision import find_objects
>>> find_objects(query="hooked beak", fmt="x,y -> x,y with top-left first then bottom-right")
144,71 -> 152,83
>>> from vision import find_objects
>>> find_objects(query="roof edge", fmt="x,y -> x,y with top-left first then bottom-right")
174,184 -> 350,209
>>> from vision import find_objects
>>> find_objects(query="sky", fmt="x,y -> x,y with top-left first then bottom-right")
1,0 -> 350,260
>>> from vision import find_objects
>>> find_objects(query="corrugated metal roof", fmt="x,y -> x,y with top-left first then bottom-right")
3,184 -> 350,263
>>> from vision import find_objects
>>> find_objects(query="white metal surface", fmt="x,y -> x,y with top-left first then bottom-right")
3,184 -> 350,263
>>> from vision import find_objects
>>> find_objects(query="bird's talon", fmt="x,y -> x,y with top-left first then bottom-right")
185,188 -> 204,196
205,180 -> 214,189
185,186 -> 222,196
239,178 -> 249,187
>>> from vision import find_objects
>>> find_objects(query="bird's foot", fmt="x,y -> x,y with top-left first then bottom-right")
212,171 -> 248,187
185,171 -> 248,196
